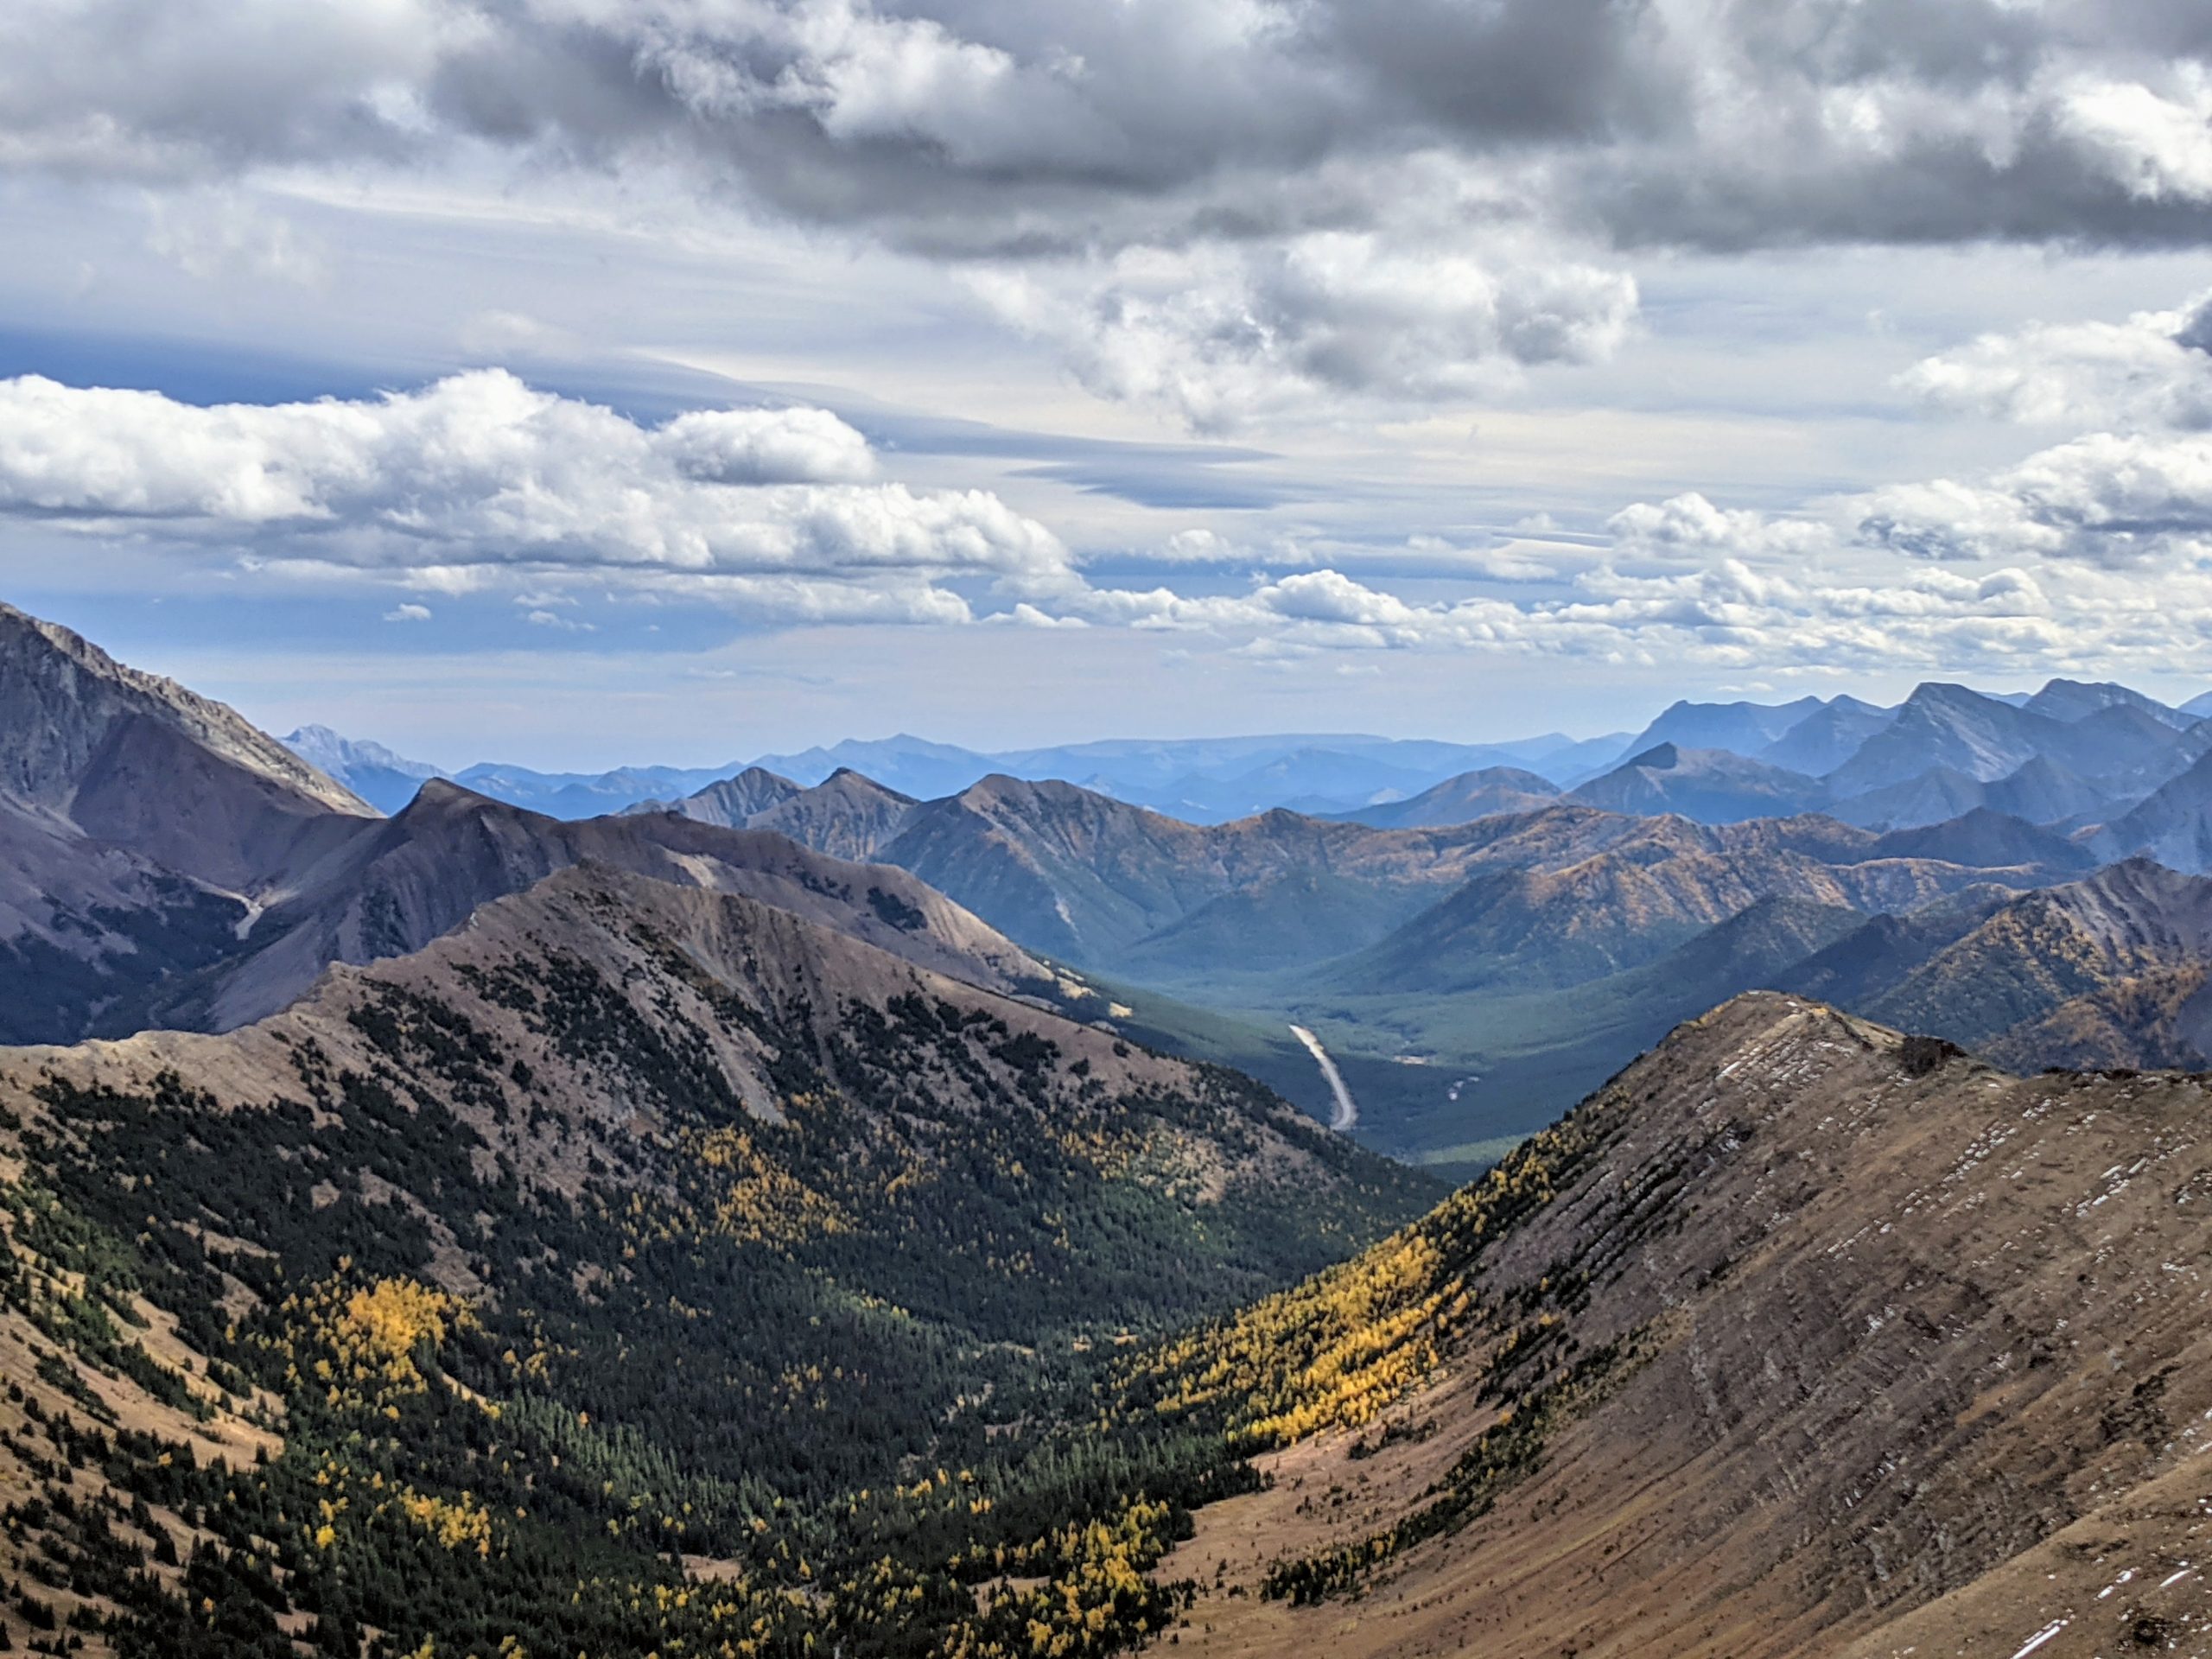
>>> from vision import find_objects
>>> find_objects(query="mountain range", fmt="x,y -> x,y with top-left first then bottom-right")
293,728 -> 1643,824
29,592 -> 2212,1163
296,677 -> 2212,856
5,597 -> 2212,1655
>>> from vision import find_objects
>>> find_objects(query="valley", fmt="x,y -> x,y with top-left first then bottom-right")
0,601 -> 2209,1655
13,8 -> 2212,1654
576,679 -> 2212,1170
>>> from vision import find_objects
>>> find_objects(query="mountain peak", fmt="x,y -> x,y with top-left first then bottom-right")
1622,696 -> 1825,762
822,765 -> 912,797
283,723 -> 442,780
0,600 -> 371,817
401,776 -> 505,814
1901,679 -> 1998,711
2024,676 -> 2188,728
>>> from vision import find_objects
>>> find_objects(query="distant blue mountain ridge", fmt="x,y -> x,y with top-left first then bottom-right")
282,726 -> 1641,822
284,677 -> 2212,831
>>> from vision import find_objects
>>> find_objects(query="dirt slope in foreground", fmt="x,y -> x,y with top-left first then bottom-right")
1155,994 -> 2212,1658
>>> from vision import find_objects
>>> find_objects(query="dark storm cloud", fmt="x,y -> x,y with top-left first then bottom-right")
7,0 -> 2212,256
15,0 -> 2212,422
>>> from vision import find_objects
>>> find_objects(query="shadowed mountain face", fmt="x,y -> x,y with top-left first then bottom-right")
1978,962 -> 2212,1072
15,863 -> 1421,1319
0,602 -> 1064,1046
1319,766 -> 1560,829
1566,742 -> 1828,823
1829,753 -> 2135,833
1574,680 -> 2208,839
1863,804 -> 2096,873
17,598 -> 2212,1166
1847,856 -> 2212,1049
1754,694 -> 1895,774
1317,814 -> 2050,1000
442,730 -> 1634,824
1306,851 -> 2212,1160
0,604 -> 368,823
643,766 -> 924,861
285,675 -> 2209,836
1133,995 -> 2212,1656
1827,683 -> 2202,798
283,724 -> 445,814
1618,694 -> 1827,761
2093,746 -> 2212,873
749,768 -> 920,861
905,784 -> 2070,998
620,754 -> 2147,1153
2022,676 -> 2198,728
655,768 -> 2083,995
626,764 -> 803,827
0,605 -> 373,893
1825,683 -> 2081,793
0,603 -> 379,1040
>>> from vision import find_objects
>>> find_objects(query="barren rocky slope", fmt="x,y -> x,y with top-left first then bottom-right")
1853,856 -> 2212,1048
189,779 -> 1057,1030
0,602 -> 366,822
1320,766 -> 1560,829
0,602 -> 378,1039
1565,741 -> 1829,823
1135,994 -> 2212,1657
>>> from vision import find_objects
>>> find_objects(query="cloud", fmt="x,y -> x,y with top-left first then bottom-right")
975,228 -> 1638,430
1899,292 -> 2212,429
993,602 -> 1089,629
1402,535 -> 1558,582
1859,431 -> 2212,569
383,601 -> 432,622
1605,493 -> 1831,562
1154,529 -> 1238,564
658,406 -> 875,485
9,1 -> 2212,253
143,188 -> 325,284
10,2 -> 2212,431
1039,554 -> 2149,680
524,607 -> 593,632
0,370 -> 1070,619
2055,73 -> 2212,205
1601,297 -> 2212,576
456,309 -> 582,361
16,276 -> 2212,686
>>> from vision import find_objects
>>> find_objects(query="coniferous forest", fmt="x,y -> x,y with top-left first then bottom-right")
0,868 -> 1459,1657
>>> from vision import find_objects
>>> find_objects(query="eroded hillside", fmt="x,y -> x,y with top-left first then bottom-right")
1130,995 -> 2212,1657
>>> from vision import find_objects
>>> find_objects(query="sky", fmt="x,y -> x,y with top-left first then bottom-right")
5,1 -> 2212,768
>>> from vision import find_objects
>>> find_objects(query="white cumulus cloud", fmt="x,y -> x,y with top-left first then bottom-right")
1899,293 -> 2212,429
0,370 -> 1071,621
